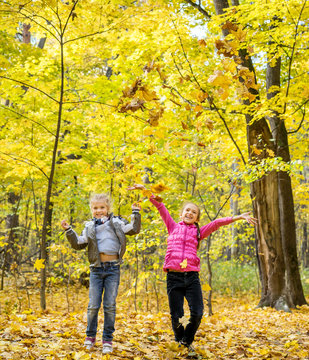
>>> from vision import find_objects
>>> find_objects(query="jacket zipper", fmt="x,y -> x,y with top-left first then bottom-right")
182,224 -> 187,262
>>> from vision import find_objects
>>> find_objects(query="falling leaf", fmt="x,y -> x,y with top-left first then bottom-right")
198,39 -> 207,47
194,105 -> 203,113
181,121 -> 189,130
202,283 -> 212,292
153,195 -> 163,202
34,258 -> 45,271
142,189 -> 153,198
139,86 -> 159,101
122,79 -> 142,98
151,183 -> 169,193
197,142 -> 206,147
119,98 -> 145,113
180,258 -> 187,269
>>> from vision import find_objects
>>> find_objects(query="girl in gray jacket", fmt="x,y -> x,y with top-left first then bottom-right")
61,193 -> 141,354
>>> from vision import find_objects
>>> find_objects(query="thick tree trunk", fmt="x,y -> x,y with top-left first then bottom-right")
302,222 -> 308,268
211,0 -> 306,310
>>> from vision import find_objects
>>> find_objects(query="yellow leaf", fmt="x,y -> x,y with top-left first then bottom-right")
202,283 -> 212,292
144,127 -> 154,136
180,259 -> 187,269
194,105 -> 203,113
34,259 -> 45,271
142,189 -> 153,198
151,183 -> 169,193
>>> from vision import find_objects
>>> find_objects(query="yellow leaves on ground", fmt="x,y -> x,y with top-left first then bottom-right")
179,258 -> 187,269
1,287 -> 308,360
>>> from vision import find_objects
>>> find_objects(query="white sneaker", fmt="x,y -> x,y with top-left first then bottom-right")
102,342 -> 113,354
84,337 -> 96,350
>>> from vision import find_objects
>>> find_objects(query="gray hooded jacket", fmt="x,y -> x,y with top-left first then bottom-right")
65,210 -> 141,267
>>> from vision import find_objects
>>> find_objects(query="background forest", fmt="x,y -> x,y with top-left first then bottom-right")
0,0 -> 308,358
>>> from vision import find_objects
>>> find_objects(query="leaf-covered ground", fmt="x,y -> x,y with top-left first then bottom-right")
0,285 -> 308,360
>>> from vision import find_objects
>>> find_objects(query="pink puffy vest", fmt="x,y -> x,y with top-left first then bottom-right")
150,196 -> 233,272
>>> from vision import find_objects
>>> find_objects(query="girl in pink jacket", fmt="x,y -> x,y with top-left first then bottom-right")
128,184 -> 257,350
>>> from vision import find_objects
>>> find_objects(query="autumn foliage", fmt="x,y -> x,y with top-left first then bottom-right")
0,0 -> 309,358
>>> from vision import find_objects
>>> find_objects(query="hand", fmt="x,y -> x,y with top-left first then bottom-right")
61,220 -> 70,230
132,202 -> 141,211
127,184 -> 146,191
239,212 -> 258,225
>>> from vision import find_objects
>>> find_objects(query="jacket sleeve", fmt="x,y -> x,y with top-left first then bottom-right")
200,217 -> 233,239
65,227 -> 89,250
114,210 -> 141,236
149,195 -> 177,234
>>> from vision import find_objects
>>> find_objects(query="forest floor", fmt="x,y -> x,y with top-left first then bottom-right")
0,283 -> 308,360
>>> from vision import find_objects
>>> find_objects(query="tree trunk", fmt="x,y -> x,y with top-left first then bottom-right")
211,0 -> 306,310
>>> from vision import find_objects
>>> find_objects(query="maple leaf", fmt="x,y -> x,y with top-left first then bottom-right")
208,71 -> 231,88
196,91 -> 208,103
180,259 -> 187,269
139,86 -> 159,101
142,189 -> 153,198
148,107 -> 164,127
222,21 -> 238,32
153,195 -> 163,202
34,259 -> 45,271
151,183 -> 169,193
181,121 -> 189,130
119,98 -> 145,113
198,39 -> 207,48
194,105 -> 203,113
147,144 -> 156,155
215,39 -> 237,58
122,79 -> 142,98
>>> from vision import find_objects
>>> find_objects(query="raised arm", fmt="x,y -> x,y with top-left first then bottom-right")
115,203 -> 141,235
61,220 -> 89,250
127,184 -> 177,234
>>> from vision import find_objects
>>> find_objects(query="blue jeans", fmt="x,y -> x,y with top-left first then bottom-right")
86,262 -> 120,342
167,271 -> 204,346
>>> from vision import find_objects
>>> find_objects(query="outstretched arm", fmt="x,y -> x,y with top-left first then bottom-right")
231,212 -> 257,226
127,184 -> 177,234
200,212 -> 257,239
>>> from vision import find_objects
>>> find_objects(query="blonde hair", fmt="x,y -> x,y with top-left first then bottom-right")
181,202 -> 201,221
89,193 -> 112,212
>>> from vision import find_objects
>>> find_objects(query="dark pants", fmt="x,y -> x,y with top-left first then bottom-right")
166,271 -> 204,346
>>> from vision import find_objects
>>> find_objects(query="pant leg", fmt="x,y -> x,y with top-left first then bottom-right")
102,263 -> 120,342
166,272 -> 185,342
86,267 -> 104,338
183,272 -> 204,346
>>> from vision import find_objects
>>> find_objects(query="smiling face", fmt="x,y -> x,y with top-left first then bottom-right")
181,203 -> 200,225
90,200 -> 109,219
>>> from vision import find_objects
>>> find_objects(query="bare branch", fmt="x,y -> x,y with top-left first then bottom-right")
0,76 -> 59,103
0,104 -> 56,137
184,0 -> 212,19
283,0 -> 307,113
0,152 -> 50,180
288,107 -> 306,134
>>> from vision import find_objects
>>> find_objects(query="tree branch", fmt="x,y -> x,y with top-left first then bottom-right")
288,107 -> 306,134
184,0 -> 212,19
0,76 -> 59,103
0,152 -> 50,180
0,104 -> 56,137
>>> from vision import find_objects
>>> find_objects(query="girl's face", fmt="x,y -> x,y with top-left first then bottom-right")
91,201 -> 109,218
181,203 -> 199,224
